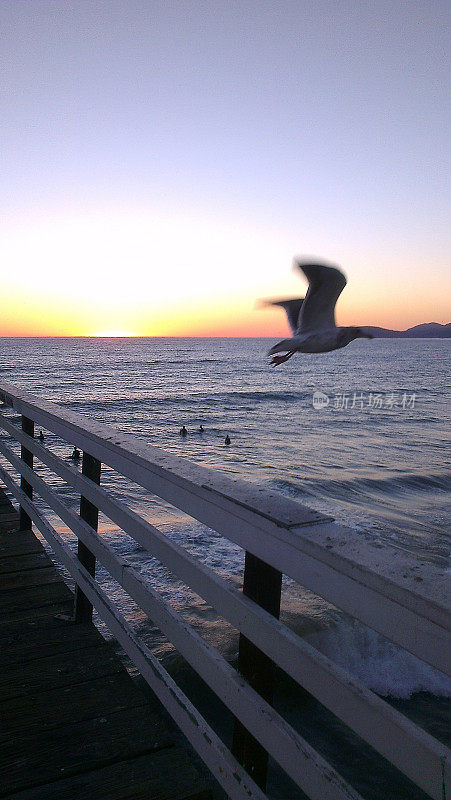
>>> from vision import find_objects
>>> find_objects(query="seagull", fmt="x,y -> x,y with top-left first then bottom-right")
263,260 -> 372,366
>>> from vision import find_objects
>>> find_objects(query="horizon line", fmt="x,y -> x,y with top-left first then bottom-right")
0,321 -> 449,340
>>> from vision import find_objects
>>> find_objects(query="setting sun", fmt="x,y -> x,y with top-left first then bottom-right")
92,330 -> 137,338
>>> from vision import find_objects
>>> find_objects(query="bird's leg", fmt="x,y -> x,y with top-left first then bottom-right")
270,350 -> 296,367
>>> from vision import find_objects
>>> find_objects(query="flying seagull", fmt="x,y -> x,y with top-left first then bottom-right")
264,260 -> 372,366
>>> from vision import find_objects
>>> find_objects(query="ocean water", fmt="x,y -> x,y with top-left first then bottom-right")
0,336 -> 449,798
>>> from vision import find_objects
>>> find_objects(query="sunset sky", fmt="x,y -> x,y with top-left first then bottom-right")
1,1 -> 449,337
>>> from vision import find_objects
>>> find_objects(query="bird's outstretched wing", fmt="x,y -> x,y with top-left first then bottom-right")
260,298 -> 304,335
296,262 -> 346,332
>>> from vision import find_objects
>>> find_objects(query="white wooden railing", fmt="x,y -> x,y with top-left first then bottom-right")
0,380 -> 449,800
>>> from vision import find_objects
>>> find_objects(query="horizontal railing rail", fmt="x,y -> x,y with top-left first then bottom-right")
0,381 -> 449,800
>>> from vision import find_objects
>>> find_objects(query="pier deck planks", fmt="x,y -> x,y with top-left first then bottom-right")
0,488 -> 211,800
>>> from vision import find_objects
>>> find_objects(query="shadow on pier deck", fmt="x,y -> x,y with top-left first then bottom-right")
0,490 -> 211,800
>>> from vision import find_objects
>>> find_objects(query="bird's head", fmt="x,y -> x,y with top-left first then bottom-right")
338,326 -> 373,346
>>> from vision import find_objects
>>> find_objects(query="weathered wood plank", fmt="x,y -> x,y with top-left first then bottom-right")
0,582 -> 73,621
0,487 -> 15,507
0,494 -> 15,505
0,565 -> 63,591
0,672 -> 148,741
7,748 -> 212,800
0,616 -> 102,666
0,527 -> 41,542
0,598 -> 74,624
0,642 -> 124,701
0,486 -> 19,528
0,549 -> 53,574
0,511 -> 20,532
0,506 -> 19,517
0,529 -> 45,557
0,705 -> 174,796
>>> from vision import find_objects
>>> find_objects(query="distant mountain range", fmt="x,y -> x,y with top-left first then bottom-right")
363,322 -> 451,338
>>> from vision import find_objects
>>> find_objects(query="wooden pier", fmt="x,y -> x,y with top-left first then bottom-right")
0,381 -> 449,800
0,490 -> 211,800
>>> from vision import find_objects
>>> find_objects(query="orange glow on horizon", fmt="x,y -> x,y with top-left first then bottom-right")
92,330 -> 138,338
1,210 -> 449,337
0,296 -> 449,338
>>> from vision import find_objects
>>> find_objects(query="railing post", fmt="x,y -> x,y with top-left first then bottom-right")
74,451 -> 101,623
232,551 -> 282,790
19,415 -> 34,530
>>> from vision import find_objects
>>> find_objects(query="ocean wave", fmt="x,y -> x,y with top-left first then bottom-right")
133,593 -> 450,700
305,619 -> 451,699
60,388 -> 307,411
273,472 -> 451,500
225,390 -> 304,402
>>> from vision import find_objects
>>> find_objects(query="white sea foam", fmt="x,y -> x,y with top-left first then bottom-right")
305,620 -> 451,699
